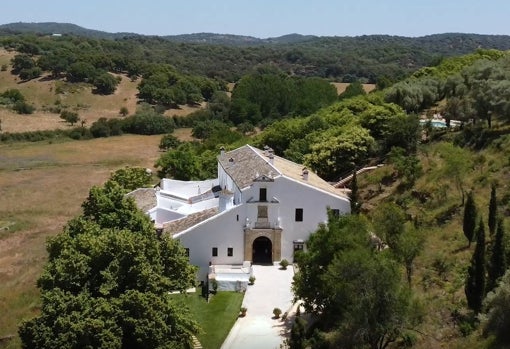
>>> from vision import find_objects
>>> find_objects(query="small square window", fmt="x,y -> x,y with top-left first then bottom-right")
212,247 -> 218,257
295,208 -> 303,222
332,209 -> 340,217
227,247 -> 233,257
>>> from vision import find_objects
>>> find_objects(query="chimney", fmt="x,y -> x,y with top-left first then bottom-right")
268,153 -> 274,165
220,146 -> 225,157
302,167 -> 309,181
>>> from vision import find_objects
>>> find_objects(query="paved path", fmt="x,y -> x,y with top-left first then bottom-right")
220,264 -> 296,349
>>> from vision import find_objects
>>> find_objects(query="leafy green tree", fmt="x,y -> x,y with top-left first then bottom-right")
488,184 -> 498,237
18,66 -> 42,81
438,143 -> 472,205
465,218 -> 487,313
109,167 -> 152,192
488,218 -> 507,291
93,73 -> 119,95
159,134 -> 182,151
60,110 -> 80,126
13,101 -> 35,114
395,227 -> 425,286
119,106 -> 129,116
463,191 -> 477,248
338,81 -> 366,100
293,214 -> 420,349
122,109 -> 175,135
304,125 -> 375,180
371,202 -> 406,250
482,269 -> 510,345
1,89 -> 25,103
388,146 -> 422,186
11,54 -> 36,74
156,143 -> 202,180
66,61 -> 100,83
19,180 -> 198,349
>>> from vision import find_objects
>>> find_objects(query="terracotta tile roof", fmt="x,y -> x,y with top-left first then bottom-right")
163,207 -> 219,236
126,188 -> 157,212
221,145 -> 348,198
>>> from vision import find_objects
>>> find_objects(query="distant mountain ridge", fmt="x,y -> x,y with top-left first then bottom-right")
0,22 -> 318,45
3,22 -> 510,50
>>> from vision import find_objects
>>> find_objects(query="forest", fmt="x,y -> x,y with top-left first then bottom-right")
3,25 -> 510,349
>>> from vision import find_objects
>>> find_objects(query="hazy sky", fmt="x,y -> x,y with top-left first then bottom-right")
1,0 -> 509,38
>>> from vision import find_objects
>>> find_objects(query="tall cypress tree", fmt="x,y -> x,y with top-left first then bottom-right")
463,191 -> 477,248
488,218 -> 506,291
488,184 -> 497,237
465,218 -> 486,313
349,169 -> 360,215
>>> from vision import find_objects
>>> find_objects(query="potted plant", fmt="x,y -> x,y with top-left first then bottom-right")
249,276 -> 256,285
273,307 -> 282,319
240,307 -> 247,317
279,259 -> 289,270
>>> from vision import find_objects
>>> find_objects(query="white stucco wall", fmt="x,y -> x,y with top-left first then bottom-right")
243,176 -> 350,260
175,205 -> 246,281
175,167 -> 350,282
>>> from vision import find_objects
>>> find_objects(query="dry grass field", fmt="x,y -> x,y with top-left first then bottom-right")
0,135 -> 162,344
0,49 -> 206,134
331,82 -> 376,95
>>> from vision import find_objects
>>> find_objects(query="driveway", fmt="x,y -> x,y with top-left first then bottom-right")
220,264 -> 296,349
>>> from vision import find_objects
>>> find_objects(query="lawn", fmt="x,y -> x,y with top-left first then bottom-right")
170,292 -> 244,349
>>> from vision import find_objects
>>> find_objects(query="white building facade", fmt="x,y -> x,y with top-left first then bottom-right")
130,145 -> 350,283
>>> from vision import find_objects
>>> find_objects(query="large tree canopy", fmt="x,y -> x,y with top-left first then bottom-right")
293,213 -> 421,349
19,180 -> 198,349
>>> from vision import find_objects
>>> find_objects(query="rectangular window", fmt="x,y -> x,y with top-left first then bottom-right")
184,248 -> 190,257
227,247 -> 233,257
259,188 -> 267,202
295,208 -> 303,222
236,214 -> 239,221
331,209 -> 340,217
212,247 -> 218,257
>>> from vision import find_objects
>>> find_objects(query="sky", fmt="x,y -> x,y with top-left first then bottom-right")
1,0 -> 510,38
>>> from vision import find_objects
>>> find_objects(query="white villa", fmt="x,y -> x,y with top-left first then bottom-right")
129,145 -> 350,288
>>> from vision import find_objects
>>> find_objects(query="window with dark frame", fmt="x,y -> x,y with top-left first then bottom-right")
295,208 -> 303,222
212,247 -> 218,257
331,209 -> 340,217
259,188 -> 267,202
227,247 -> 233,257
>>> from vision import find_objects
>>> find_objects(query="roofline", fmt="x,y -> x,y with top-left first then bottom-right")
172,206 -> 238,238
280,174 -> 351,202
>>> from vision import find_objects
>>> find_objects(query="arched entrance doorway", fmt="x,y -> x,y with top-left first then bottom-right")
252,236 -> 272,264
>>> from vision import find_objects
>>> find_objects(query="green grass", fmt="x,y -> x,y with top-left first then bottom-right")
170,292 -> 244,349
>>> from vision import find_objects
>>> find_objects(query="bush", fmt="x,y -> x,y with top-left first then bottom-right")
249,276 -> 256,285
60,110 -> 80,125
13,101 -> 35,114
210,278 -> 218,294
273,307 -> 282,318
280,259 -> 289,270
119,106 -> 129,116
1,89 -> 25,103
122,112 -> 175,135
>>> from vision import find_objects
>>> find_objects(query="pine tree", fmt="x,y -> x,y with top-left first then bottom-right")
465,218 -> 486,313
349,170 -> 360,214
488,184 -> 497,237
463,191 -> 477,247
488,218 -> 507,291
